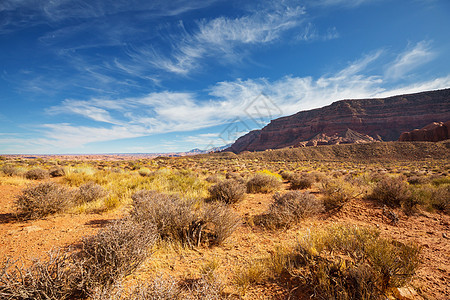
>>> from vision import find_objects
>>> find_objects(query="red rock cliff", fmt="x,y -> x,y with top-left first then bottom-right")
228,88 -> 450,153
399,121 -> 450,142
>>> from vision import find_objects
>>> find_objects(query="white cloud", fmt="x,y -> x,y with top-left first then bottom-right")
385,41 -> 436,79
128,4 -> 306,75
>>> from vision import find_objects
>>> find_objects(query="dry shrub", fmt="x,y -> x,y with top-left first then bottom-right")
256,191 -> 323,229
246,173 -> 281,194
289,173 -> 314,190
279,170 -> 294,181
131,190 -> 240,247
208,179 -> 246,204
0,219 -> 157,299
1,165 -> 20,176
74,181 -> 107,204
370,176 -> 411,207
49,167 -> 65,177
14,182 -> 74,219
79,218 -> 157,291
25,168 -> 49,180
429,185 -> 450,213
292,225 -> 420,299
320,178 -> 359,211
0,251 -> 83,300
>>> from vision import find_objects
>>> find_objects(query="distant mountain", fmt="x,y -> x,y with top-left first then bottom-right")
186,144 -> 232,155
226,88 -> 450,153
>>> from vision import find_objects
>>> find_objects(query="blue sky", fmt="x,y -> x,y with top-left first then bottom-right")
1,0 -> 449,154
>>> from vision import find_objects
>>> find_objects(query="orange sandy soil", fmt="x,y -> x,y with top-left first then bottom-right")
1,182 -> 449,299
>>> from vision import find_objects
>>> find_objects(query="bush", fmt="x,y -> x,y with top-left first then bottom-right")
74,181 -> 107,205
429,185 -> 450,214
289,173 -> 314,190
49,167 -> 65,177
370,176 -> 411,207
79,218 -> 157,290
1,165 -> 20,177
291,225 -> 420,299
131,190 -> 240,247
246,173 -> 282,194
0,218 -> 158,299
256,191 -> 323,229
320,178 -> 359,211
208,179 -> 246,204
25,168 -> 49,180
14,182 -> 74,219
0,251 -> 83,300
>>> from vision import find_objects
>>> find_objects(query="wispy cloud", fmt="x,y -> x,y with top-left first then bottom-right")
126,4 -> 306,75
297,23 -> 339,41
385,41 -> 436,79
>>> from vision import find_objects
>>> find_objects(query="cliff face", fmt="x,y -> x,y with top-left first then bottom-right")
399,121 -> 450,142
228,88 -> 450,153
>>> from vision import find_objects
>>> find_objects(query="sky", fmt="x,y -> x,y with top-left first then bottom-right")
0,0 -> 449,154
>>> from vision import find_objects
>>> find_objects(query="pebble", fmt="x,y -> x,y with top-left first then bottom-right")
442,233 -> 448,239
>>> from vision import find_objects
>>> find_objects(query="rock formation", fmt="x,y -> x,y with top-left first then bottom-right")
227,88 -> 450,153
399,121 -> 450,142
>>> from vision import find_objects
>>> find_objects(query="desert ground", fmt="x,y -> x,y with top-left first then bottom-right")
0,142 -> 449,299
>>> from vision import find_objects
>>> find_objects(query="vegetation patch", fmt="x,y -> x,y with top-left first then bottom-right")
14,182 -> 74,219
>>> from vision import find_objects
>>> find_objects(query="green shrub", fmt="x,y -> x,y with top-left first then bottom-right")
25,168 -> 49,180
246,173 -> 282,194
14,182 -> 74,219
255,191 -> 323,229
370,176 -> 411,207
208,179 -> 246,204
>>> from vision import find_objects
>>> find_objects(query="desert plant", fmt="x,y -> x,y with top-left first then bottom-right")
1,165 -> 20,177
289,173 -> 314,190
0,250 -> 83,300
370,176 -> 411,207
291,225 -> 420,299
25,168 -> 49,180
131,190 -> 240,247
320,178 -> 360,210
14,182 -> 74,219
79,218 -> 157,291
138,167 -> 151,177
246,173 -> 282,194
208,179 -> 246,204
74,181 -> 107,205
49,167 -> 65,177
255,191 -> 323,229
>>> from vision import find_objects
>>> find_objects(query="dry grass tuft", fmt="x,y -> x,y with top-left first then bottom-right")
74,181 -> 108,205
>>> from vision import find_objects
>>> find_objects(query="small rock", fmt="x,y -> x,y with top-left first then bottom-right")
442,233 -> 448,239
426,231 -> 433,235
23,225 -> 43,233
393,286 -> 420,300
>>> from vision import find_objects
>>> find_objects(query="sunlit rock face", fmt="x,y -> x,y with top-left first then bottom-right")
227,88 -> 450,153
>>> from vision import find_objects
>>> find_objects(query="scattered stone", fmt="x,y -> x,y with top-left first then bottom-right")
393,286 -> 420,300
23,225 -> 43,233
442,233 -> 448,239
426,231 -> 433,235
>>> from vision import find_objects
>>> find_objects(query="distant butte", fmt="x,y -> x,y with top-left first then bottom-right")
227,88 -> 450,153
